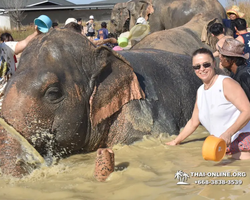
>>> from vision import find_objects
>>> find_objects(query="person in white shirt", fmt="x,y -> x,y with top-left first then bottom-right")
0,26 -> 41,100
166,48 -> 250,160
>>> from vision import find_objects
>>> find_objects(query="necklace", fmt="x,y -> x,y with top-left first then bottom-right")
204,75 -> 217,90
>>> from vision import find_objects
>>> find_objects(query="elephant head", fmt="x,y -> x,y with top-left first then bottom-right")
110,0 -> 154,38
0,28 -> 144,177
110,2 -> 130,38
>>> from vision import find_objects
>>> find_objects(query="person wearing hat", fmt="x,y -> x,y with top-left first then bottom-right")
86,15 -> 95,39
234,18 -> 250,65
223,5 -> 245,38
166,47 -> 250,160
65,18 -> 77,26
97,22 -> 109,40
219,38 -> 250,101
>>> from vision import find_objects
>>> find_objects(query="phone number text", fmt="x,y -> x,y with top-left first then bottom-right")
194,179 -> 243,185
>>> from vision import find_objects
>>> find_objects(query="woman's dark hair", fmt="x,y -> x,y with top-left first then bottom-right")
0,32 -> 14,42
222,55 -> 246,66
192,48 -> 215,61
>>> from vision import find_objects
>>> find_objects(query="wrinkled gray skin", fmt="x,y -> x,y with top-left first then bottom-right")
132,13 -> 221,55
110,0 -> 226,37
0,29 -> 201,177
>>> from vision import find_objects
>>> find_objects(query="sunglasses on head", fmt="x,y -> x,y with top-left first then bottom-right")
192,62 -> 212,70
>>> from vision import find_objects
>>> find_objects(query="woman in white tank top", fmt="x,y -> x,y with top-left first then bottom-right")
166,48 -> 250,160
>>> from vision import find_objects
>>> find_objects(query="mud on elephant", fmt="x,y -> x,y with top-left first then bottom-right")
0,29 -> 201,177
110,0 -> 226,37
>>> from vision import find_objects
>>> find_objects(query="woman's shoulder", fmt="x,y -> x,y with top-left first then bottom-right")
218,74 -> 231,80
222,75 -> 239,88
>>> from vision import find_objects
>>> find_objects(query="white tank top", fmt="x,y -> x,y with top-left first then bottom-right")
197,75 -> 250,142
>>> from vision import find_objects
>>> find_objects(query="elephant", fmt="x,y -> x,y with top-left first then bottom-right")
110,0 -> 154,37
0,28 -> 202,177
110,0 -> 226,37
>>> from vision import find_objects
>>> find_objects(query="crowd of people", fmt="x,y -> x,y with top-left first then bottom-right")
1,5 -> 250,160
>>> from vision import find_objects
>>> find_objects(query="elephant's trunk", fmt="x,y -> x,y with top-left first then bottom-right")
0,118 -> 45,177
94,148 -> 114,182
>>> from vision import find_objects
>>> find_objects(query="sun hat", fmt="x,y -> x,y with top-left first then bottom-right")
218,38 -> 249,59
226,5 -> 245,18
136,17 -> 147,25
89,15 -> 94,20
65,18 -> 77,25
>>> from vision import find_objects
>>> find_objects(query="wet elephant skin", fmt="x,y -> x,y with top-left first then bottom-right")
0,29 -> 201,176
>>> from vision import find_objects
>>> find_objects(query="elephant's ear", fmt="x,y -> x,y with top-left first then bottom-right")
89,46 -> 145,127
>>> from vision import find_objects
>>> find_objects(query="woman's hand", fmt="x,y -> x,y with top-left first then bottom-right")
165,140 -> 178,146
219,132 -> 231,146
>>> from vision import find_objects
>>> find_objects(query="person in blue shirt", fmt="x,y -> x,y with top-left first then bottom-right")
97,22 -> 109,40
234,18 -> 250,66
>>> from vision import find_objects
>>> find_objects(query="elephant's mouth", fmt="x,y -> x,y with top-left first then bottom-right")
0,118 -> 47,170
147,13 -> 151,22
123,18 -> 130,34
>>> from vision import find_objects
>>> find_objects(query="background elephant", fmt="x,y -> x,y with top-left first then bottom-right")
110,0 -> 226,37
0,29 -> 201,177
131,13 -> 222,55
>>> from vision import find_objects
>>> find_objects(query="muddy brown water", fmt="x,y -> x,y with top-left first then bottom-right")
0,126 -> 249,200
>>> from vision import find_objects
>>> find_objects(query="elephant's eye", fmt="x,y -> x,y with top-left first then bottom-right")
45,86 -> 64,103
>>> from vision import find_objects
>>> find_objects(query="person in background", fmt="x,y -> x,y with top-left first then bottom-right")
209,23 -> 233,58
52,22 -> 58,29
166,47 -> 250,160
77,17 -> 82,26
64,18 -> 82,34
223,5 -> 244,38
219,38 -> 250,101
86,15 -> 95,39
1,32 -> 14,42
136,17 -> 147,25
65,18 -> 77,26
0,26 -> 41,101
234,18 -> 250,66
97,22 -> 109,40
0,32 -> 17,77
93,37 -> 117,48
65,22 -> 82,34
76,17 -> 84,35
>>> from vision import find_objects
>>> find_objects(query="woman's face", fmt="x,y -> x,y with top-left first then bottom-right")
192,53 -> 215,83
